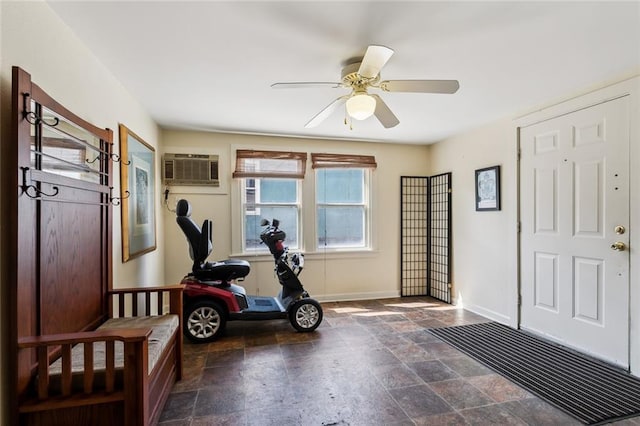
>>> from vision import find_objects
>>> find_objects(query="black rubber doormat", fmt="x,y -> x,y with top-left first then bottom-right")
428,322 -> 640,425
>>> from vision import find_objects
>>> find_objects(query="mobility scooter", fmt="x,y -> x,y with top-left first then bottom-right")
176,199 -> 323,343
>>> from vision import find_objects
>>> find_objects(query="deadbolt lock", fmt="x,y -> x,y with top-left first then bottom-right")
611,241 -> 626,251
615,225 -> 626,235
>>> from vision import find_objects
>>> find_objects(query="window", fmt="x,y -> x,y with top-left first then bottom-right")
313,153 -> 376,250
234,150 -> 306,252
241,177 -> 299,251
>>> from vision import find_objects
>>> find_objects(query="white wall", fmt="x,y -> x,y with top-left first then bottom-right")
0,3 -> 164,423
161,130 -> 430,300
428,117 -> 519,324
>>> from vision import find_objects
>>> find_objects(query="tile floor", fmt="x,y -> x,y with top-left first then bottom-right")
159,297 -> 640,425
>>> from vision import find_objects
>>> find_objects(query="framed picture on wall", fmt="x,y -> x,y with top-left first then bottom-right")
119,124 -> 157,262
475,165 -> 501,211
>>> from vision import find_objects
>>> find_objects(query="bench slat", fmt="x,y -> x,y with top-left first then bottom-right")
106,341 -> 115,393
132,294 -> 138,316
61,344 -> 72,396
37,347 -> 49,400
145,292 -> 152,316
119,293 -> 125,317
83,342 -> 95,394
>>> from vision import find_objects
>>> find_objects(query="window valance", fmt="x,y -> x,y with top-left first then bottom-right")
311,153 -> 377,169
233,149 -> 307,178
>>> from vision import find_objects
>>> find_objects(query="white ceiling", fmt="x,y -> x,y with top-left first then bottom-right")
48,1 -> 640,145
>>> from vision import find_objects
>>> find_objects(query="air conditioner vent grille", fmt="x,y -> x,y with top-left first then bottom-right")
163,153 -> 219,186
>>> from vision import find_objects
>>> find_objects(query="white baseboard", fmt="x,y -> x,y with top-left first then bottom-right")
464,303 -> 511,325
314,290 -> 401,303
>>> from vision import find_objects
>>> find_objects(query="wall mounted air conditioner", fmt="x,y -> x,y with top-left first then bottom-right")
163,153 -> 219,186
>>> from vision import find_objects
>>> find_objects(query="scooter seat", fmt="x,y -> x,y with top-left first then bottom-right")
193,258 -> 250,282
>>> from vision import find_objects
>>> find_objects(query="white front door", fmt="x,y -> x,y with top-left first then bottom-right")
520,96 -> 630,367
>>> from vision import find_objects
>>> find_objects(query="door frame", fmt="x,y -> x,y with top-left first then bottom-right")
514,76 -> 640,374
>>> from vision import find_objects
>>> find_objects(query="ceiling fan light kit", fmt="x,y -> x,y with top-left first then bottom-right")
346,93 -> 376,120
272,44 -> 459,129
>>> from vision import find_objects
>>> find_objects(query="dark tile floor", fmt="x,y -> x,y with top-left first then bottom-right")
159,297 -> 640,426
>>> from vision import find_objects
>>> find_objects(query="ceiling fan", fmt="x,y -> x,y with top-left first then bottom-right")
271,45 -> 460,129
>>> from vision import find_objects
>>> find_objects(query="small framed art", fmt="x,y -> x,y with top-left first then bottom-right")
475,165 -> 501,211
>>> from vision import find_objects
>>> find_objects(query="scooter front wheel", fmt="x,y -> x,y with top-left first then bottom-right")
184,300 -> 226,343
289,299 -> 323,332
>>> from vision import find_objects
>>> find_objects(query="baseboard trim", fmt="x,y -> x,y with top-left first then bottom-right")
314,290 -> 401,303
464,303 -> 511,325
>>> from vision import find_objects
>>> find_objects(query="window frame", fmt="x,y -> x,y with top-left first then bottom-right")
314,167 -> 373,251
235,150 -> 306,253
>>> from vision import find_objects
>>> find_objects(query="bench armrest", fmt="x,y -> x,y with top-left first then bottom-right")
18,328 -> 152,400
18,328 -> 151,348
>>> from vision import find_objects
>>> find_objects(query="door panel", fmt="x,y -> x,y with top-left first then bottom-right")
534,167 -> 558,233
574,160 -> 603,236
573,256 -> 603,324
534,252 -> 558,311
520,96 -> 630,367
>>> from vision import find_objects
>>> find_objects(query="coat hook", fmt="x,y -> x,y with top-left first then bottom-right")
86,152 -> 131,165
108,142 -> 131,165
20,167 -> 59,199
22,93 -> 59,127
110,187 -> 130,206
86,153 -> 104,164
110,153 -> 131,165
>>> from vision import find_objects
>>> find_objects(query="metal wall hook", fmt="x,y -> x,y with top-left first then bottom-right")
24,111 -> 59,127
23,184 -> 59,199
22,93 -> 59,127
110,153 -> 131,165
86,152 -> 131,165
20,167 -> 59,199
110,187 -> 130,206
86,153 -> 103,164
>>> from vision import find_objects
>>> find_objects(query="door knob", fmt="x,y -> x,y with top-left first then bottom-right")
611,241 -> 626,251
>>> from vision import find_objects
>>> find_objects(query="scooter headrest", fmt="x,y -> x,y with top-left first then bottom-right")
176,199 -> 192,217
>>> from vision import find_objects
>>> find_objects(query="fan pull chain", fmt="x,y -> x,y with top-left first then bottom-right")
344,112 -> 353,130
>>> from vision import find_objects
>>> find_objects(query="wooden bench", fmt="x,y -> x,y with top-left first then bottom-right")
17,286 -> 183,426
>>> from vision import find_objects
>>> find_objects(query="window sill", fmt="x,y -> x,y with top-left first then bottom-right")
229,248 -> 379,262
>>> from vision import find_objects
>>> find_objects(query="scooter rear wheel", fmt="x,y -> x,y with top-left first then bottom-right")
289,299 -> 323,332
184,300 -> 226,343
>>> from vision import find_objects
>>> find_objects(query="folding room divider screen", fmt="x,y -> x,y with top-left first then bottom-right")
400,174 -> 451,303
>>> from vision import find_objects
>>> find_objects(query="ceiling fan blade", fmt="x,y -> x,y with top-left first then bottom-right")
271,82 -> 342,89
358,45 -> 394,78
371,94 -> 400,128
305,95 -> 349,128
380,79 -> 460,94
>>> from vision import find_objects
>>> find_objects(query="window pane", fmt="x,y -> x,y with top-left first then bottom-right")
317,206 -> 364,248
316,169 -> 364,203
260,178 -> 297,203
245,206 -> 299,250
